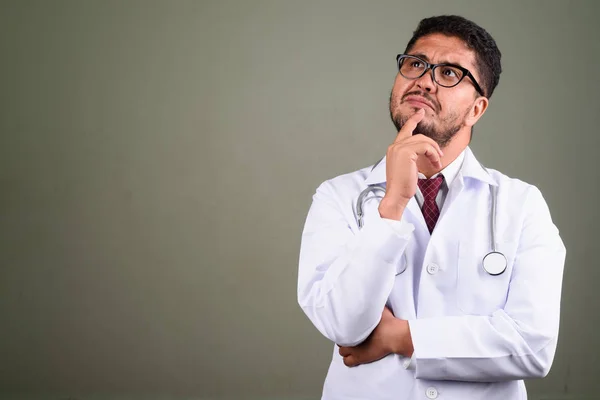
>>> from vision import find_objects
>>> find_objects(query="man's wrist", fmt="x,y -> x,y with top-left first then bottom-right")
378,198 -> 408,221
391,319 -> 414,357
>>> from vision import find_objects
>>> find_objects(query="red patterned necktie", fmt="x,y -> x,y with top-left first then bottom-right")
417,175 -> 444,233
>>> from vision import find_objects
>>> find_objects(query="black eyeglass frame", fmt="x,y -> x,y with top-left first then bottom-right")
396,54 -> 485,97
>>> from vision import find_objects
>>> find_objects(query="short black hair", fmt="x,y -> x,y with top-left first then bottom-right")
404,15 -> 502,98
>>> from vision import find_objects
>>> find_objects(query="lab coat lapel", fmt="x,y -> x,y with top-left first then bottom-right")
435,147 -> 497,231
437,173 -> 465,228
405,196 -> 428,233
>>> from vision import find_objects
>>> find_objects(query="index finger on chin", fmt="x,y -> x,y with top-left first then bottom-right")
393,108 -> 425,143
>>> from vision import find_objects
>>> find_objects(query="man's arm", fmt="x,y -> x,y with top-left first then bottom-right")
297,179 -> 414,347
341,185 -> 566,382
298,110 -> 441,347
408,186 -> 565,381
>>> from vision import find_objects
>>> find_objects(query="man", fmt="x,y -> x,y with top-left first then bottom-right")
297,15 -> 566,400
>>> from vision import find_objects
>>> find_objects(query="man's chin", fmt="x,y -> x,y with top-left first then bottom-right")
400,103 -> 432,115
392,110 -> 434,131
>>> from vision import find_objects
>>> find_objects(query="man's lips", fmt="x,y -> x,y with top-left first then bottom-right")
403,96 -> 435,111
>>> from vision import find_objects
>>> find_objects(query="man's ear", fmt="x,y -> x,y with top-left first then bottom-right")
465,96 -> 489,127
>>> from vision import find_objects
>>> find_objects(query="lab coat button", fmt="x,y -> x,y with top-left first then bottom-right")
426,263 -> 439,275
426,387 -> 438,399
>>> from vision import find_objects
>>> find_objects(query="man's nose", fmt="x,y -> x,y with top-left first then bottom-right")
414,68 -> 436,93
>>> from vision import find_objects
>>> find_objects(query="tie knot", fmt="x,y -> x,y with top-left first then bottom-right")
418,175 -> 444,202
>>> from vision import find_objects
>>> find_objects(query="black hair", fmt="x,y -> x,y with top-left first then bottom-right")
404,15 -> 502,98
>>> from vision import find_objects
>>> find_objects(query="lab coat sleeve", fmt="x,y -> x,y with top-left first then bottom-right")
408,186 -> 566,382
298,180 -> 414,347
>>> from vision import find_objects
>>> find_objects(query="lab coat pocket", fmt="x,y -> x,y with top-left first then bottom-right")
456,240 -> 517,316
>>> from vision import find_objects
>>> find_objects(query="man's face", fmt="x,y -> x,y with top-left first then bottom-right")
389,33 -> 484,147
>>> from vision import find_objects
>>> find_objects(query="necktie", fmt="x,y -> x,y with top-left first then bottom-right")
418,175 -> 444,233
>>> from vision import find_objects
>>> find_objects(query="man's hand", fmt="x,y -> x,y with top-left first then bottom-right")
338,307 -> 414,367
379,108 -> 444,221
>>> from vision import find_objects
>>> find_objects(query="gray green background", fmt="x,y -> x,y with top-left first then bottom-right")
1,1 -> 598,399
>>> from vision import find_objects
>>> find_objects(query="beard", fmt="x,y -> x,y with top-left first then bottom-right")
389,90 -> 466,148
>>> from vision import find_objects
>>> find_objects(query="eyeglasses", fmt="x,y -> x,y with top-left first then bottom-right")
396,54 -> 485,97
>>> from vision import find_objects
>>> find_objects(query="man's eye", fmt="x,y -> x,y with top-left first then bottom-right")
442,68 -> 457,77
410,61 -> 422,68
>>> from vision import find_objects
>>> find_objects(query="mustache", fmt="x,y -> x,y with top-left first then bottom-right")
401,91 -> 439,112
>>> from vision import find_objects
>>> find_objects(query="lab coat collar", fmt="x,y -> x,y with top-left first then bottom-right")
460,146 -> 498,187
364,146 -> 497,187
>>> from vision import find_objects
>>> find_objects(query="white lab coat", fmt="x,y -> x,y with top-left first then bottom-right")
297,146 -> 566,400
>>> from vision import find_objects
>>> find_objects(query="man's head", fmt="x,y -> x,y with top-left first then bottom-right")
389,15 -> 502,148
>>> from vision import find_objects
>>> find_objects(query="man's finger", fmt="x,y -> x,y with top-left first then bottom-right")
422,145 -> 443,170
406,142 -> 442,169
402,133 -> 444,157
393,108 -> 426,143
343,355 -> 360,367
338,346 -> 352,357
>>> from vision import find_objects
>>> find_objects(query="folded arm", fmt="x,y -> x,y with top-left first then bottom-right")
408,186 -> 566,381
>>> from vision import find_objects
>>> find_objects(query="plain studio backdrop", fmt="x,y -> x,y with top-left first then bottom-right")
0,1 -> 599,399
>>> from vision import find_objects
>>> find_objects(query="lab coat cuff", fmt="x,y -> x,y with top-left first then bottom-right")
408,319 -> 448,380
383,218 -> 415,239
401,352 -> 416,370
356,215 -> 414,266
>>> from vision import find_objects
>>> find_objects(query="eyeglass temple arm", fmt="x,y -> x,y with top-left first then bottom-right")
466,71 -> 485,96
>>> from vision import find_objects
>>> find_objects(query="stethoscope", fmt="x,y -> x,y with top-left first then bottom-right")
355,177 -> 507,276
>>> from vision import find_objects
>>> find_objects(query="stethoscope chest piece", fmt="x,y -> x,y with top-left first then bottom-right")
482,251 -> 507,276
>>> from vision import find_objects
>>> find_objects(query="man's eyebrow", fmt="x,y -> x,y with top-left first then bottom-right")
409,53 -> 431,62
409,52 -> 466,68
